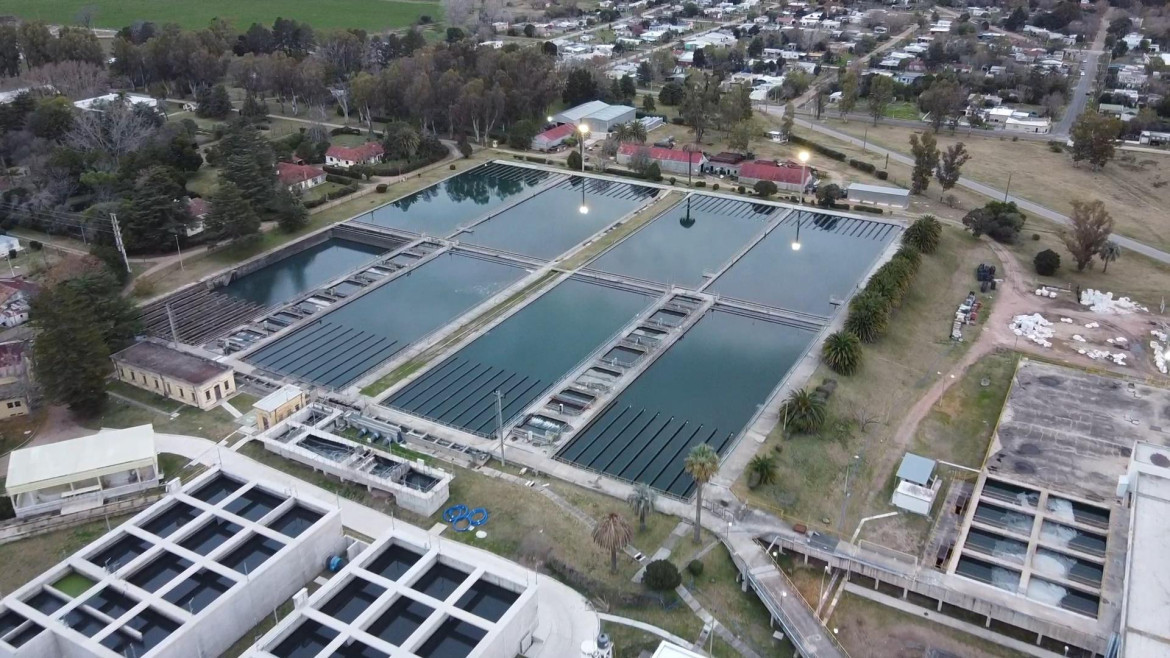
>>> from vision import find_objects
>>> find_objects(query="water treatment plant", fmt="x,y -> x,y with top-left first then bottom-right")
140,161 -> 901,501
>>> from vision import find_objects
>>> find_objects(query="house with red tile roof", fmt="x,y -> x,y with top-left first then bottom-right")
325,142 -> 385,168
276,162 -> 326,192
616,143 -> 707,175
531,123 -> 576,152
736,159 -> 813,192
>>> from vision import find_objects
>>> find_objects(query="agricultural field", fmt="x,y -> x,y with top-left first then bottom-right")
0,0 -> 442,32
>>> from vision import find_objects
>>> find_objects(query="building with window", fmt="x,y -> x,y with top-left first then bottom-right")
253,385 -> 308,431
616,144 -> 707,176
111,341 -> 236,410
5,425 -> 159,518
325,143 -> 385,168
736,160 -> 813,192
276,162 -> 326,192
847,182 -> 910,209
0,341 -> 31,418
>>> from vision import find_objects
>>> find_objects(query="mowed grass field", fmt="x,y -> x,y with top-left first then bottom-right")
0,0 -> 442,31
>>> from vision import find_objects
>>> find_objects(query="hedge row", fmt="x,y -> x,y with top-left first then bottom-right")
329,126 -> 362,137
368,150 -> 446,176
325,173 -> 355,185
850,204 -> 884,214
789,134 -> 846,161
843,243 -> 922,344
303,183 -> 360,208
322,165 -> 361,179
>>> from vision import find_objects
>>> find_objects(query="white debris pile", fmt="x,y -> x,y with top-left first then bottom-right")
1084,349 -> 1127,366
1152,341 -> 1168,374
1060,318 -> 1074,324
1035,287 -> 1059,298
1080,289 -> 1148,314
1153,329 -> 1169,342
1084,322 -> 1100,329
1011,314 -> 1055,347
1072,335 -> 1086,342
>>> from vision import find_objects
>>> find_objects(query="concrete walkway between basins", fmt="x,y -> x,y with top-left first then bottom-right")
153,432 -> 600,658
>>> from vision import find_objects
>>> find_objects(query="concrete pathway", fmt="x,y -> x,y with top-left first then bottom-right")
107,391 -> 175,417
219,400 -> 242,419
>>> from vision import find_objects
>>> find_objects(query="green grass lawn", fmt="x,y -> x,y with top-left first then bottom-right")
884,101 -> 922,121
302,181 -> 352,203
82,395 -> 242,442
0,0 -> 443,32
0,516 -> 132,595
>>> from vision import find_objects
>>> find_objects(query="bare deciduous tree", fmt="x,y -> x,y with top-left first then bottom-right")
66,101 -> 159,169
25,61 -> 109,100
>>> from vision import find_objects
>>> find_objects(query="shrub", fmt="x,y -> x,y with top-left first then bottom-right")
450,164 -> 456,170
669,177 -> 677,185
737,185 -> 746,193
375,184 -> 388,193
1032,233 -> 1041,240
457,138 -> 473,158
844,291 -> 891,343
329,126 -> 362,136
962,201 -> 1025,244
712,183 -> 719,190
848,158 -> 876,174
29,240 -> 42,251
822,331 -> 862,375
644,162 -> 662,181
1048,141 -> 1064,153
567,151 -> 583,171
687,560 -> 704,576
850,204 -> 884,214
754,180 -> 778,198
867,258 -> 915,306
321,165 -> 360,179
670,117 -> 686,125
875,170 -> 889,180
1034,248 -> 1061,275
747,453 -> 778,487
325,173 -> 354,185
643,560 -> 681,591
694,180 -> 706,188
903,215 -> 942,254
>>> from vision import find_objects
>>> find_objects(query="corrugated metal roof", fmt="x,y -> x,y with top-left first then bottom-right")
6,425 -> 156,494
847,182 -> 909,197
586,104 -> 636,121
555,100 -> 610,123
896,452 -> 935,485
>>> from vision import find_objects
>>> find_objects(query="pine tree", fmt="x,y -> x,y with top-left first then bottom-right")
206,179 -> 262,243
118,166 -> 190,251
274,187 -> 309,233
219,119 -> 278,211
31,284 -> 112,417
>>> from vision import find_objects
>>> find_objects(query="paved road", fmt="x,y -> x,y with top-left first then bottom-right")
765,105 -> 1170,265
1056,10 -> 1112,136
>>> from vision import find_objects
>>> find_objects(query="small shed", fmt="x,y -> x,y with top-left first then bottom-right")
891,453 -> 938,515
254,385 -> 308,430
847,182 -> 910,209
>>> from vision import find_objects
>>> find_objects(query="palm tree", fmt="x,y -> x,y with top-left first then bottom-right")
844,292 -> 891,343
822,331 -> 863,375
1099,241 -> 1121,273
684,443 -> 720,543
612,121 -> 647,144
747,453 -> 778,488
780,388 -> 828,434
592,512 -> 634,573
627,483 -> 657,531
903,215 -> 942,254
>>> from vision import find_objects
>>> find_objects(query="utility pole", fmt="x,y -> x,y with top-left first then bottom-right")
175,234 -> 185,271
166,303 -> 179,345
1003,172 -> 1013,202
495,390 -> 506,467
109,213 -> 131,275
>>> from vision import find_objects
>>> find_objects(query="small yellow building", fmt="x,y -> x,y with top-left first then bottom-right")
111,341 -> 236,410
254,385 -> 308,430
0,340 -> 31,419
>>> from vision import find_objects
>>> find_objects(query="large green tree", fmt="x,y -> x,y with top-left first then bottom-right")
218,119 -> 278,212
118,166 -> 191,251
866,75 -> 895,125
909,131 -> 939,195
31,285 -> 109,416
206,179 -> 262,243
1070,111 -> 1122,171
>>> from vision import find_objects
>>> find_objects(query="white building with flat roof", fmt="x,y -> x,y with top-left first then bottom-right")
553,101 -> 637,134
5,425 -> 160,518
0,468 -> 343,658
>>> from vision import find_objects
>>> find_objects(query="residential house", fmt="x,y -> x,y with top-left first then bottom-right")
531,123 -> 576,151
737,159 -> 813,191
324,142 -> 385,168
617,143 -> 707,175
73,93 -> 160,113
0,340 -> 31,418
0,278 -> 37,328
1004,116 -> 1052,134
1139,130 -> 1170,145
702,152 -> 746,176
111,340 -> 237,410
276,161 -> 326,192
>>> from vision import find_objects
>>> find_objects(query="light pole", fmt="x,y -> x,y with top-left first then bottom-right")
819,564 -> 831,606
797,150 -> 810,205
791,216 -> 802,251
1003,171 -> 1013,202
578,123 -> 590,214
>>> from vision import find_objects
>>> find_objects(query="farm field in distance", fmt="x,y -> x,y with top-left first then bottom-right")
0,0 -> 442,32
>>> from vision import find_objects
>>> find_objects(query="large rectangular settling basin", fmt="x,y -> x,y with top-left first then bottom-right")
589,195 -> 777,287
357,163 -> 556,235
384,277 -> 650,435
246,253 -> 527,388
461,177 -> 656,259
223,237 -> 389,306
559,310 -> 814,496
709,211 -> 898,315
